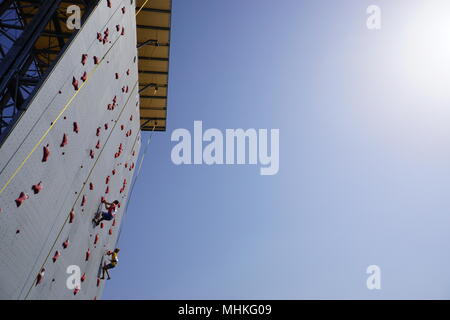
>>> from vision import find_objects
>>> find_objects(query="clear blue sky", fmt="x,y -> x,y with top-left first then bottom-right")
103,0 -> 450,299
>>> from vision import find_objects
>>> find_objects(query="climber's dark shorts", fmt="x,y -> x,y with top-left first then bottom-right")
101,211 -> 113,221
105,263 -> 116,270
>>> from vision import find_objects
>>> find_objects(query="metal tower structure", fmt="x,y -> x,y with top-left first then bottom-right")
0,0 -> 98,139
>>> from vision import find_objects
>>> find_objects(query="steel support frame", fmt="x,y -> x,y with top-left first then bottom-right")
0,0 -> 98,137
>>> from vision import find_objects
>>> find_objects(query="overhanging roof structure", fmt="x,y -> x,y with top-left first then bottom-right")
136,0 -> 171,132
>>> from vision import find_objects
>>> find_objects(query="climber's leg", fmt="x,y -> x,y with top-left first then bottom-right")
102,263 -> 114,280
92,203 -> 104,225
97,211 -> 113,224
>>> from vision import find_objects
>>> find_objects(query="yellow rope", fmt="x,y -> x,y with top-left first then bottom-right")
0,3 -> 149,196
136,0 -> 150,16
0,63 -> 100,195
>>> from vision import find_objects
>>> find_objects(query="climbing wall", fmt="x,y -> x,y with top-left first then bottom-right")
0,0 -> 141,300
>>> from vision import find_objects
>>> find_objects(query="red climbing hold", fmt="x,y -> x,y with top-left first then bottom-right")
104,123 -> 108,130
115,73 -> 119,79
104,28 -> 109,37
81,54 -> 88,65
81,195 -> 87,206
121,27 -> 125,36
109,228 -> 113,235
93,56 -> 99,64
73,122 -> 79,133
36,268 -> 45,286
81,71 -> 87,82
113,95 -> 117,103
105,186 -> 109,194
124,163 -> 128,168
101,196 -> 106,203
15,192 -> 29,207
100,222 -> 104,229
97,32 -> 103,42
121,6 -> 126,14
63,239 -> 69,249
126,69 -> 130,76
112,219 -> 116,227
130,115 -> 133,121
125,86 -> 129,93
120,124 -> 124,130
72,77 -> 79,91
97,278 -> 101,287
81,273 -> 86,282
73,287 -> 80,295
95,140 -> 101,149
112,169 -> 116,175
89,182 -> 94,190
107,104 -> 112,110
42,144 -> 50,162
96,127 -> 101,137
32,182 -> 43,194
94,234 -> 99,244
90,149 -> 95,159
116,24 -> 120,32
52,251 -> 61,263
106,176 -> 110,184
60,133 -> 68,147
107,0 -> 112,8
85,248 -> 90,261
69,209 -> 75,223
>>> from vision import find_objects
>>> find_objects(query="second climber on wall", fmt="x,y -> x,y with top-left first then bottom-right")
93,199 -> 119,226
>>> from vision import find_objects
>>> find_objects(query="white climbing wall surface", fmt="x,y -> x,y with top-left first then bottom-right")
0,0 -> 141,300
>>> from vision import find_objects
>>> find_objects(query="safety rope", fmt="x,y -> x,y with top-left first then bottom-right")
115,123 -> 156,247
135,0 -> 151,16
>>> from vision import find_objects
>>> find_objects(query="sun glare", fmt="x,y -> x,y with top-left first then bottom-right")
398,1 -> 450,100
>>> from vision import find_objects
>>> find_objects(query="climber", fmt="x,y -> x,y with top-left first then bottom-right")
101,248 -> 120,280
93,200 -> 119,226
